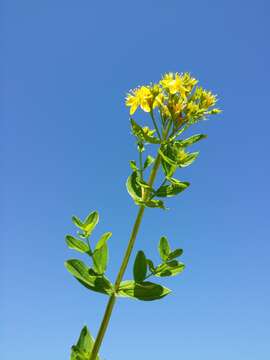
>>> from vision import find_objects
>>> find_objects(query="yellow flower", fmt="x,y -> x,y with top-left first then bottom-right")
125,86 -> 153,115
160,72 -> 188,97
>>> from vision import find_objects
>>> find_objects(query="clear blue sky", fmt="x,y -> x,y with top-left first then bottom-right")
2,1 -> 270,359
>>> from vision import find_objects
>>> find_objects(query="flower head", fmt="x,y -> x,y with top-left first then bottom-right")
125,86 -> 153,115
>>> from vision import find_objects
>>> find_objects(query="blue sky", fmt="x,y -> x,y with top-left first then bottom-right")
2,1 -> 270,359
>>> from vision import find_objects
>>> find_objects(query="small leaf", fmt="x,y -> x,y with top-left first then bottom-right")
155,261 -> 185,277
158,236 -> 171,261
178,151 -> 199,168
70,326 -> 100,360
156,181 -> 190,197
118,280 -> 171,301
143,155 -> 155,169
158,147 -> 177,166
130,160 -> 138,171
93,243 -> 108,274
95,232 -> 112,251
83,211 -> 99,235
147,259 -> 155,273
133,251 -> 147,283
167,248 -> 183,260
65,235 -> 89,253
72,216 -> 85,230
65,259 -> 97,288
144,199 -> 165,209
126,171 -> 142,203
65,259 -> 113,295
178,134 -> 207,147
131,118 -> 160,144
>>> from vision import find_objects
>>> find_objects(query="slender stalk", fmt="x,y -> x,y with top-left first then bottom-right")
90,123 -> 170,360
150,110 -> 162,139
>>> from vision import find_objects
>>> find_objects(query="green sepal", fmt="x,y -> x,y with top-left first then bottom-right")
70,326 -> 100,360
65,235 -> 89,254
130,118 -> 160,144
117,280 -> 171,301
65,259 -> 113,295
133,251 -> 147,283
158,236 -> 171,261
155,260 -> 185,277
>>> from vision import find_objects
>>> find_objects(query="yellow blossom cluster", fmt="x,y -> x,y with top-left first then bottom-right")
125,72 -> 221,125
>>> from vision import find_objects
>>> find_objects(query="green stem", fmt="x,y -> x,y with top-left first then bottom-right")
89,124 -> 171,360
89,155 -> 161,360
150,109 -> 162,139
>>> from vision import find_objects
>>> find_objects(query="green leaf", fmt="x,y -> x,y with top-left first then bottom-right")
156,181 -> 190,197
133,251 -> 147,283
158,236 -> 171,261
95,232 -> 112,251
158,147 -> 177,166
65,235 -> 89,253
143,155 -> 155,169
65,259 -> 113,295
167,248 -> 183,260
130,160 -> 138,171
155,260 -> 185,277
178,134 -> 207,147
126,171 -> 142,203
83,211 -> 99,235
70,326 -> 100,360
131,118 -> 160,144
143,199 -> 165,209
72,216 -> 85,231
147,259 -> 155,273
93,243 -> 108,274
117,280 -> 171,301
178,151 -> 199,168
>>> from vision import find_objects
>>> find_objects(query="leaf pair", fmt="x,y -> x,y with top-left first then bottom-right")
131,118 -> 160,144
126,171 -> 165,209
159,133 -> 206,177
65,259 -> 113,296
65,211 -> 113,296
155,177 -> 190,198
72,211 -> 99,238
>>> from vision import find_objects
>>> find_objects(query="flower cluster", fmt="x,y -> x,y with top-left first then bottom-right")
125,72 -> 221,127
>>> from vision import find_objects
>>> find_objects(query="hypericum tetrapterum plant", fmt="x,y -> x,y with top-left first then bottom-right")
65,72 -> 221,360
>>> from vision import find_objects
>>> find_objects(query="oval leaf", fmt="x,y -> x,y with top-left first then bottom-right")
155,261 -> 185,277
133,251 -> 147,283
93,243 -> 108,274
83,211 -> 99,235
118,280 -> 171,301
65,235 -> 89,253
158,236 -> 171,261
95,232 -> 112,251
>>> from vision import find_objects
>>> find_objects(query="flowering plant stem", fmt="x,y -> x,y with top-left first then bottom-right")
90,152 -> 163,360
65,72 -> 221,360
